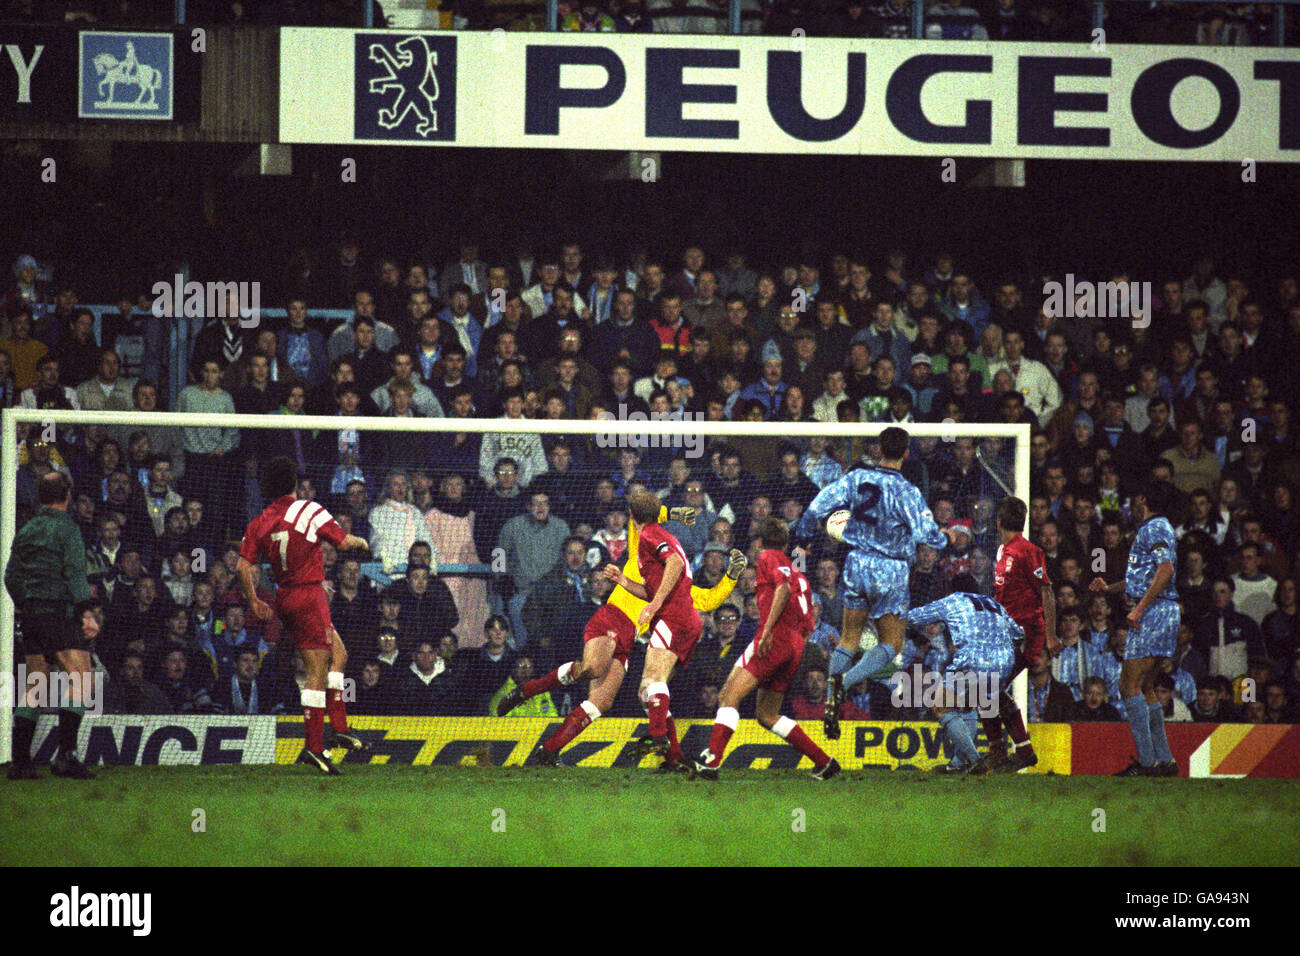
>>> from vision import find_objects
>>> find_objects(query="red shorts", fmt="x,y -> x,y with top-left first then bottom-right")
646,607 -> 703,667
275,584 -> 334,652
1013,618 -> 1046,674
738,628 -> 806,694
584,603 -> 637,667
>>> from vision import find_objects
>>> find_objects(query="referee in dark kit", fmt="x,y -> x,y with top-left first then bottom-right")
4,472 -> 99,779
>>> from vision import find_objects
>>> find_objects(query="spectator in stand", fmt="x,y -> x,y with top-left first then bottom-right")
369,347 -> 442,419
211,646 -> 281,714
460,616 -> 516,716
695,602 -> 747,673
649,291 -> 693,359
423,472 -> 490,647
682,268 -> 724,330
1195,577 -> 1266,680
394,639 -> 453,715
1230,543 -> 1277,625
521,536 -> 590,662
1162,419 -> 1221,496
73,348 -> 136,450
479,388 -> 548,487
104,651 -> 170,715
439,238 -> 488,299
277,297 -> 329,391
497,491 -> 571,648
391,563 -> 459,649
592,289 -> 661,377
0,309 -> 49,391
329,555 -> 377,654
1261,577 -> 1299,665
20,355 -> 80,419
1026,647 -> 1076,722
853,301 -> 911,375
472,457 -> 526,569
938,273 -> 990,337
737,356 -> 788,420
437,283 -> 484,379
1153,673 -> 1192,722
328,289 -> 399,361
343,315 -> 392,396
1190,676 -> 1237,721
1262,680 -> 1295,723
1074,675 -> 1123,721
176,359 -> 239,540
368,469 -> 436,572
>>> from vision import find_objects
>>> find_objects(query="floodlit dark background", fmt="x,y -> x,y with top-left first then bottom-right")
4,142 -> 1296,301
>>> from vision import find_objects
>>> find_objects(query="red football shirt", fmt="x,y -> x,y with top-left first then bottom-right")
239,495 -> 346,588
757,549 -> 813,638
636,523 -> 694,618
994,533 -> 1050,628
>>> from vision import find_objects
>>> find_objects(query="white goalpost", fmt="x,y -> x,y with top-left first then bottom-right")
1,408 -> 1030,764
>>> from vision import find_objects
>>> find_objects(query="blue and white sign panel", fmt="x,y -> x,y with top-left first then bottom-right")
280,31 -> 1299,162
354,32 -> 457,141
79,31 -> 174,120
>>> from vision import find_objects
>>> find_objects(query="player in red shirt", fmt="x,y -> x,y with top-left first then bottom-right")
601,489 -> 702,759
694,518 -> 840,780
236,457 -> 371,774
989,496 -> 1058,772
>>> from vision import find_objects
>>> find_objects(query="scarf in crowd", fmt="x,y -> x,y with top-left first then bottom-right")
431,490 -> 472,518
229,676 -> 258,714
222,325 -> 243,365
587,284 -> 614,324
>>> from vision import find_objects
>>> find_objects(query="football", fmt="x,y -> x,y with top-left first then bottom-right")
826,510 -> 850,543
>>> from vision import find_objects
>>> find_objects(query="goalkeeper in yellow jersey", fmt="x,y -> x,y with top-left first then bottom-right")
497,505 -> 746,769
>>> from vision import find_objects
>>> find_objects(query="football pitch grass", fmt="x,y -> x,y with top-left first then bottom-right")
2,765 -> 1297,867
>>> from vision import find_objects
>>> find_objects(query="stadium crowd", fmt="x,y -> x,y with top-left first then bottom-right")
5,239 -> 1300,727
4,0 -> 1293,44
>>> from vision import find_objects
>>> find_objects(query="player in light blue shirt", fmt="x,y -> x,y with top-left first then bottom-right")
792,426 -> 955,739
1089,480 -> 1180,777
905,574 -> 1022,774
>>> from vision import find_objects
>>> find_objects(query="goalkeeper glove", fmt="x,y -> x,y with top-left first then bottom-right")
668,506 -> 697,527
726,548 -> 748,580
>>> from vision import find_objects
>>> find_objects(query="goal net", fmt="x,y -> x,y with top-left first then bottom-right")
2,409 -> 1028,768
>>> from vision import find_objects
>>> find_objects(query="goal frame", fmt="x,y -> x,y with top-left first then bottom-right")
0,407 -> 1030,763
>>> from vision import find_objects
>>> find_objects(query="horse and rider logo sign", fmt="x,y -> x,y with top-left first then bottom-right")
354,33 -> 456,141
79,31 -> 173,120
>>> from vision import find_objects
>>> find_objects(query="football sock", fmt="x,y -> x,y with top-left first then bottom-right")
706,707 -> 738,767
839,642 -> 896,691
12,706 -> 37,767
57,706 -> 84,758
326,671 -> 349,732
1147,701 -> 1172,765
523,661 -> 573,699
828,647 -> 855,678
646,681 -> 670,737
543,700 -> 600,752
770,716 -> 831,768
1001,692 -> 1032,749
940,711 -> 980,766
302,688 -> 327,755
665,713 -> 682,763
981,717 -> 1007,756
1123,694 -> 1155,766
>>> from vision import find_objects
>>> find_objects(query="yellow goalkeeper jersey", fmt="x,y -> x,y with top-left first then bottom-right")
607,507 -> 737,632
